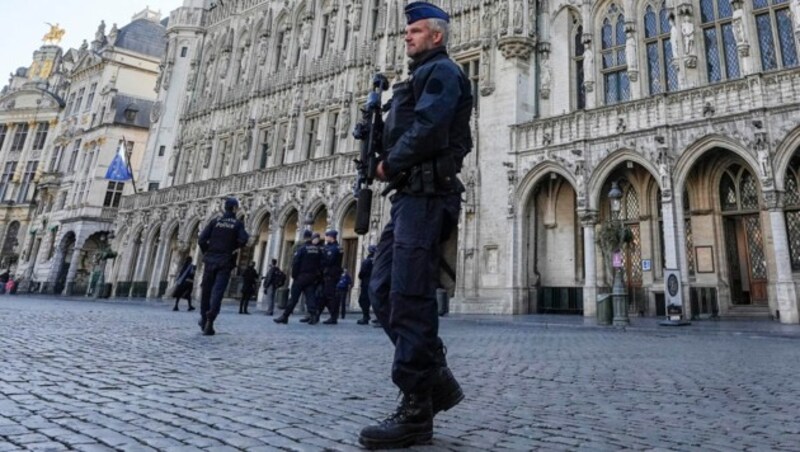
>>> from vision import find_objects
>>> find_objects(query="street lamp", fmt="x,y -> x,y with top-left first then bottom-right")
608,181 -> 630,327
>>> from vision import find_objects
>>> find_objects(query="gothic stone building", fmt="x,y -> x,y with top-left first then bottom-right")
113,0 -> 800,324
14,10 -> 166,295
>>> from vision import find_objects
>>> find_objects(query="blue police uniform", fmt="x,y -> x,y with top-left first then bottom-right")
360,4 -> 473,448
198,207 -> 249,331
322,233 -> 344,323
357,247 -> 376,323
275,234 -> 323,323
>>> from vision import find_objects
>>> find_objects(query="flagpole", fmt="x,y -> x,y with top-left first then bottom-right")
123,136 -> 138,194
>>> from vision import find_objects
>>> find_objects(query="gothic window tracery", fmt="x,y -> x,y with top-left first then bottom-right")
643,1 -> 678,94
753,0 -> 798,71
601,3 -> 629,104
700,0 -> 740,82
572,16 -> 586,109
783,157 -> 800,270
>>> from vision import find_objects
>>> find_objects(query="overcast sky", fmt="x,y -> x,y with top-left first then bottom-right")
0,0 -> 185,80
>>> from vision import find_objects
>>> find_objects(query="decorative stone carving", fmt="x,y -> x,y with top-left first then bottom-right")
498,36 -> 535,61
625,22 -> 638,82
539,51 -> 551,99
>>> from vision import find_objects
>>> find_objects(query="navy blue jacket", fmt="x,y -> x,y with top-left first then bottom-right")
382,47 -> 473,182
358,256 -> 374,288
322,241 -> 344,276
199,211 -> 249,265
292,240 -> 323,281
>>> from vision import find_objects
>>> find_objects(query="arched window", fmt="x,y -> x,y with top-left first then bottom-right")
573,19 -> 586,109
700,0 -> 740,82
644,2 -> 678,94
783,156 -> 800,270
601,4 -> 629,104
753,0 -> 798,71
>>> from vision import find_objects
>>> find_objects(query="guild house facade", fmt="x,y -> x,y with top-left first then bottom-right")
111,0 -> 800,324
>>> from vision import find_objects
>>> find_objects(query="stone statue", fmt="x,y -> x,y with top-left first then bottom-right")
301,19 -> 312,49
681,20 -> 695,55
583,46 -> 594,80
218,51 -> 230,79
339,107 -> 351,137
238,46 -> 250,83
732,10 -> 745,46
95,20 -> 106,43
540,54 -> 552,95
187,59 -> 198,89
513,0 -> 524,33
670,16 -> 680,56
79,39 -> 88,52
482,4 -> 493,37
625,32 -> 637,71
497,2 -> 509,35
108,23 -> 118,44
791,0 -> 800,30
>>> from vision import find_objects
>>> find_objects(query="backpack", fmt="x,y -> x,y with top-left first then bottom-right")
273,269 -> 287,288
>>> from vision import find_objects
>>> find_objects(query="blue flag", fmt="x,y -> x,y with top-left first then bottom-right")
105,141 -> 132,181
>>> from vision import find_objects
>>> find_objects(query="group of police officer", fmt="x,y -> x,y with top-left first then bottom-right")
193,2 -> 470,448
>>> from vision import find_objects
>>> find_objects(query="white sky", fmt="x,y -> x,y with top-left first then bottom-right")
0,0 -> 185,80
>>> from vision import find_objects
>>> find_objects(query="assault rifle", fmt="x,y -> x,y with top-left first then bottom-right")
352,73 -> 390,235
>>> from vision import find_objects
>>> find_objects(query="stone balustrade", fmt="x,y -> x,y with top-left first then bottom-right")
512,67 -> 800,153
120,152 -> 357,211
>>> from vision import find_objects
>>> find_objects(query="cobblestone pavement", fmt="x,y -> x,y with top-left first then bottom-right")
2,296 -> 800,451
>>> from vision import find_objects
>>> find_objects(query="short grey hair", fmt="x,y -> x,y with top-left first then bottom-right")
427,18 -> 450,47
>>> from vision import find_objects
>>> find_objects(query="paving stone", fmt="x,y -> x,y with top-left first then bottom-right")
1,296 -> 800,452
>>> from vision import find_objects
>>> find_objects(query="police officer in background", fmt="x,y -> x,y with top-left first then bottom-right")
321,229 -> 344,325
198,197 -> 249,336
359,2 -> 472,449
274,230 -> 323,324
356,245 -> 376,325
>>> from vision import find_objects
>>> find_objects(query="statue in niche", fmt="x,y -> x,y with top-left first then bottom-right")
482,4 -> 493,37
583,45 -> 594,79
219,51 -> 231,79
239,46 -> 251,83
301,19 -> 312,49
470,10 -> 479,42
540,54 -> 552,98
203,144 -> 212,168
681,20 -> 695,55
339,107 -> 351,137
257,35 -> 269,64
732,10 -> 745,46
497,1 -> 509,35
528,0 -> 536,37
625,32 -> 637,72
513,0 -> 524,33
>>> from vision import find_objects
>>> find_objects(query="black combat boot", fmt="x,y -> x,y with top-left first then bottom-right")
357,317 -> 369,325
173,301 -> 179,311
322,317 -> 337,325
308,311 -> 320,325
359,390 -> 433,449
198,318 -> 205,332
431,346 -> 464,416
273,314 -> 288,324
299,313 -> 311,323
203,318 -> 215,336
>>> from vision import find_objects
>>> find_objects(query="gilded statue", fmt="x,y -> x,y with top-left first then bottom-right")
43,23 -> 66,45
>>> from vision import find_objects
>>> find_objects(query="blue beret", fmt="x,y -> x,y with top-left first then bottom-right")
303,230 -> 312,238
312,232 -> 321,240
405,2 -> 449,25
224,197 -> 239,210
325,229 -> 338,238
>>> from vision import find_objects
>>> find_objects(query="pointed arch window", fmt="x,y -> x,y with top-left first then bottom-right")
644,2 -> 679,94
783,157 -> 800,270
573,19 -> 586,109
700,0 -> 740,82
601,4 -> 629,104
753,0 -> 798,71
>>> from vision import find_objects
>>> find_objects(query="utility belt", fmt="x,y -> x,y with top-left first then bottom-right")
386,154 -> 464,196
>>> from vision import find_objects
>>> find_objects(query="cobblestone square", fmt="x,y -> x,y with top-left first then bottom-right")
2,296 -> 800,451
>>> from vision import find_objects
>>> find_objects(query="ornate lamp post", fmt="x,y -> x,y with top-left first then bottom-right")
608,181 -> 630,327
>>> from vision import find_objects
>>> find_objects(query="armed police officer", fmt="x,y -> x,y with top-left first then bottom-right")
356,245 -> 376,325
321,229 -> 344,325
198,197 -> 249,336
274,230 -> 323,324
358,2 -> 473,449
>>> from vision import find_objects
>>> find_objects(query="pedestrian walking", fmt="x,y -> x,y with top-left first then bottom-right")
0,269 -> 9,295
261,259 -> 285,316
358,3 -> 472,448
273,230 -> 323,324
336,269 -> 353,319
322,230 -> 344,325
357,245 -> 376,325
239,262 -> 259,314
197,197 -> 249,336
172,256 -> 196,311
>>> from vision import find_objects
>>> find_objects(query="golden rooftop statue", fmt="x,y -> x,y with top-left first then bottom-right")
43,23 -> 66,45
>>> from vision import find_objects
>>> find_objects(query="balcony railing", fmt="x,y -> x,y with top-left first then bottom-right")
512,67 -> 800,153
120,152 -> 358,211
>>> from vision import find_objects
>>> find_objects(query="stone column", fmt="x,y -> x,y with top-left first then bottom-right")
148,229 -> 169,298
765,191 -> 799,323
580,210 -> 599,318
64,243 -> 84,296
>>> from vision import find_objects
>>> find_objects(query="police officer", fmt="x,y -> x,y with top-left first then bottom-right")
356,245 -> 376,325
321,229 -> 344,325
274,230 -> 323,324
359,2 -> 472,449
198,197 -> 249,336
